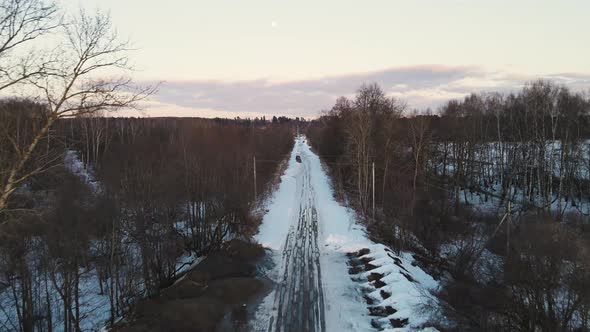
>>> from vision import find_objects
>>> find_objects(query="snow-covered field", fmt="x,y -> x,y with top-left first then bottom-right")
254,137 -> 443,331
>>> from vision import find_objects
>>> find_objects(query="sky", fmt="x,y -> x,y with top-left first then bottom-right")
61,0 -> 590,118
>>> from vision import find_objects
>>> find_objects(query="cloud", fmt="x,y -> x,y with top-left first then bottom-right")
136,66 -> 590,118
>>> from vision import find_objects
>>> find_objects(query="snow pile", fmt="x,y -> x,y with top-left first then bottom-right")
356,244 -> 441,331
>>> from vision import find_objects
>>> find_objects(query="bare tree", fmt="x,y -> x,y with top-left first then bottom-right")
0,0 -> 59,91
408,113 -> 431,216
0,9 -> 153,215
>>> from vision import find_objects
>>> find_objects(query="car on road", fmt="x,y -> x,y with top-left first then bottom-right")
295,155 -> 302,163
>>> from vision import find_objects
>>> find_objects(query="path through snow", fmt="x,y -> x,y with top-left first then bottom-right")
254,137 -> 441,332
269,152 -> 325,331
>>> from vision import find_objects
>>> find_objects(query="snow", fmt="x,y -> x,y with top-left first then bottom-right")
64,150 -> 103,193
0,150 -> 112,331
254,136 -> 443,331
254,144 -> 301,250
359,245 -> 440,330
0,255 -> 112,331
0,150 -> 207,332
433,140 -> 590,218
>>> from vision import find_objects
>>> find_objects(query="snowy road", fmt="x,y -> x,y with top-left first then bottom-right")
268,154 -> 326,332
254,137 -> 440,331
251,136 -> 373,332
255,137 -> 373,332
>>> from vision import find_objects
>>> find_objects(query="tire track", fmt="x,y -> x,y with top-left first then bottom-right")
268,155 -> 325,332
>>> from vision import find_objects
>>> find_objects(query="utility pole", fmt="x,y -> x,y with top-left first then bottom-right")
506,201 -> 511,257
372,162 -> 375,220
253,155 -> 257,202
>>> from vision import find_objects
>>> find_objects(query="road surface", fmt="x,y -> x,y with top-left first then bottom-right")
268,153 -> 326,332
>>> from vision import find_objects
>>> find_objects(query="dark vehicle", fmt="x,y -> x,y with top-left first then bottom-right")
296,155 -> 302,163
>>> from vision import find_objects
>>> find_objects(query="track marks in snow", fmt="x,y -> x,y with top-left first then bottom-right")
270,155 -> 325,332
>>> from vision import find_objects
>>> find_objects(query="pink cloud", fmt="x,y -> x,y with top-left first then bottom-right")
135,66 -> 590,118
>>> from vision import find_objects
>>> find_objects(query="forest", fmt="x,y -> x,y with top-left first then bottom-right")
0,1 -> 300,329
307,81 -> 590,331
0,111 -> 295,331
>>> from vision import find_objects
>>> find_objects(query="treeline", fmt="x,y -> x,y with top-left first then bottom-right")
0,107 -> 294,331
307,83 -> 436,249
433,80 -> 590,217
307,81 -> 590,331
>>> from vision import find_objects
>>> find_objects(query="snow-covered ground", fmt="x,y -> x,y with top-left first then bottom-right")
254,137 -> 443,331
1,151 -> 110,331
433,140 -> 590,218
1,150 -> 203,331
64,150 -> 103,193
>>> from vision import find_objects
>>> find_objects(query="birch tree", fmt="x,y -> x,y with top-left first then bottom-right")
0,8 -> 153,216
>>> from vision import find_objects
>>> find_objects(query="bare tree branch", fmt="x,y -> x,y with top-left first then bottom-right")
0,7 -> 155,216
0,0 -> 59,91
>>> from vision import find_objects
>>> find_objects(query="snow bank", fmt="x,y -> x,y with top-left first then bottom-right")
299,139 -> 375,331
359,244 -> 440,331
254,139 -> 302,250
301,140 -> 442,331
303,140 -> 373,252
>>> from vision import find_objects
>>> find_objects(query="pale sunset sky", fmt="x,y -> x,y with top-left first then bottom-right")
62,0 -> 590,118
